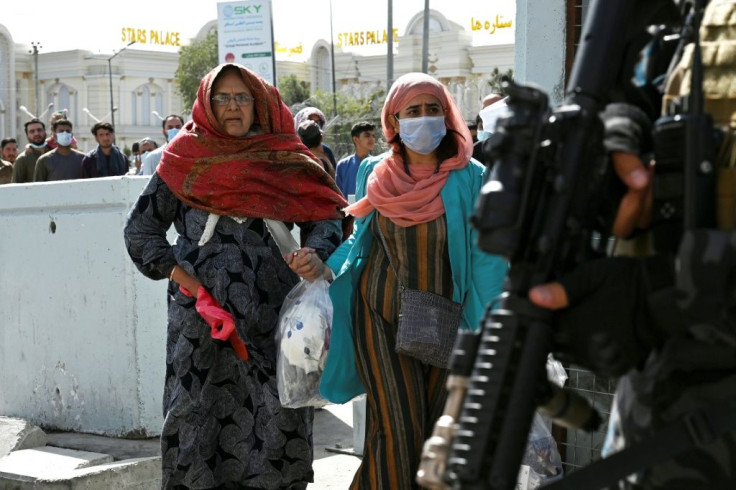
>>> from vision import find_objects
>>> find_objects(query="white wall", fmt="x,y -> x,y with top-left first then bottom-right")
0,176 -> 169,437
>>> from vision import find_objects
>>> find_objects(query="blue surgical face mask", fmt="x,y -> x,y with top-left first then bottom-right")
398,116 -> 447,155
56,131 -> 73,147
166,128 -> 181,142
477,130 -> 492,142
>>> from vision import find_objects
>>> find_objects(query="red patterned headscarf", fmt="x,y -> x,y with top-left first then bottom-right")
157,63 -> 348,224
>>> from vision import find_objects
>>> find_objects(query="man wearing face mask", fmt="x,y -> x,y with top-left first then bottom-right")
139,114 -> 185,176
46,111 -> 78,150
12,119 -> 50,183
80,122 -> 129,178
33,119 -> 84,182
472,93 -> 506,165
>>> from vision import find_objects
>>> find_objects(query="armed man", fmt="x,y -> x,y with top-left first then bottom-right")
418,0 -> 736,489
532,0 -> 736,488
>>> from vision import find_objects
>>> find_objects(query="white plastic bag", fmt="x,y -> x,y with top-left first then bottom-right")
518,413 -> 563,489
275,278 -> 332,408
517,355 -> 566,489
546,353 -> 568,388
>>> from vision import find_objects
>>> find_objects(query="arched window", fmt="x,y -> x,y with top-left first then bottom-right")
132,83 -> 165,126
46,82 -> 78,123
312,46 -> 331,93
0,97 -> 5,139
0,47 -> 6,138
130,94 -> 137,124
154,92 -> 163,120
57,85 -> 71,114
140,86 -> 151,126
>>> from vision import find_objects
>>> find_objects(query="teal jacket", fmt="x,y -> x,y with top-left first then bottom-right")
320,154 -> 509,404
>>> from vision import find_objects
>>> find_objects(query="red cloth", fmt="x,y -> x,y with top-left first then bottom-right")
181,285 -> 249,361
157,63 -> 348,224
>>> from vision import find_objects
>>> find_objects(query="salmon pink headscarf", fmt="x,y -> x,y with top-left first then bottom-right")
157,63 -> 348,224
344,72 -> 473,227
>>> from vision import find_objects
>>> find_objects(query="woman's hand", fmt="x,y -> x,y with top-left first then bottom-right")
170,265 -> 203,298
283,247 -> 331,282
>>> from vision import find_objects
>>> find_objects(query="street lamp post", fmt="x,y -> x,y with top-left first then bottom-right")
387,0 -> 393,90
421,0 -> 430,74
29,42 -> 42,115
107,41 -> 136,129
329,0 -> 337,118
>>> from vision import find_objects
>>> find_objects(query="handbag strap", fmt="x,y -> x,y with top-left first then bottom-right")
373,216 -> 406,290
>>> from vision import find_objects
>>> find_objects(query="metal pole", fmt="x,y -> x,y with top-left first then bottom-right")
269,0 -> 277,87
107,41 -> 136,130
329,0 -> 337,117
30,42 -> 41,115
421,0 -> 430,74
387,0 -> 393,89
108,58 -> 115,129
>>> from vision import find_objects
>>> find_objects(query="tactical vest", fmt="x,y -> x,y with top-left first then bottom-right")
663,0 -> 736,229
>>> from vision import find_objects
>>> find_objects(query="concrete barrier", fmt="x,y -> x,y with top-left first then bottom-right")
0,176 -> 168,437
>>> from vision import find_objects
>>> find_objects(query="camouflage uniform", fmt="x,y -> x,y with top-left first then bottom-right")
604,230 -> 736,489
603,2 -> 736,487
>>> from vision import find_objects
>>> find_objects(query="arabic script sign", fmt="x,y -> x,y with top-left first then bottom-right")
217,1 -> 275,84
471,15 -> 513,35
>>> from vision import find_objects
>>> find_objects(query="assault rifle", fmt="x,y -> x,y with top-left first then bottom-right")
415,0 -> 700,488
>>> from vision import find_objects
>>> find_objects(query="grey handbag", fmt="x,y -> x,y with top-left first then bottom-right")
375,221 -> 463,368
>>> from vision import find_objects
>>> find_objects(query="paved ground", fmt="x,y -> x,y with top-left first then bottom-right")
311,403 -> 362,488
0,403 -> 363,489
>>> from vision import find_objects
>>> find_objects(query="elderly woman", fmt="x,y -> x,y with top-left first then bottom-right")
293,107 -> 337,170
289,72 -> 508,488
296,120 -> 335,179
124,64 -> 347,490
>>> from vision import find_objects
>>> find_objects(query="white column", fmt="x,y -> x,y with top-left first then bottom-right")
514,0 -> 567,104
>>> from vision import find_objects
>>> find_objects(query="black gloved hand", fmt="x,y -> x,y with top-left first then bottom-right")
552,254 -> 673,378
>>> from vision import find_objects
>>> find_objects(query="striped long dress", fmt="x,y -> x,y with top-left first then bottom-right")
351,213 -> 453,489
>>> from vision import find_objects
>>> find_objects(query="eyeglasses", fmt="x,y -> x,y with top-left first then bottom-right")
211,94 -> 255,107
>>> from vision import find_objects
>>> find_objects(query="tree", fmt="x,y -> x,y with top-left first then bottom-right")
278,75 -> 311,107
302,88 -> 387,160
175,29 -> 218,113
487,67 -> 514,94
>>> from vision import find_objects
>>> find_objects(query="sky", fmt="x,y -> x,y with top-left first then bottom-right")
3,0 -> 515,59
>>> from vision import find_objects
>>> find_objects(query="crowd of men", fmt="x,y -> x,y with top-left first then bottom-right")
0,111 -> 189,185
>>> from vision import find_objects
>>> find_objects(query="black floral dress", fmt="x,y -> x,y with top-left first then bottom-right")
124,174 -> 342,490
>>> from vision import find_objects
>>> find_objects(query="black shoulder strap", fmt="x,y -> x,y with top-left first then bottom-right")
543,401 -> 736,489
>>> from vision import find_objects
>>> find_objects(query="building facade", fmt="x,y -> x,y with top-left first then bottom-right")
0,8 -> 514,153
0,42 -> 183,154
